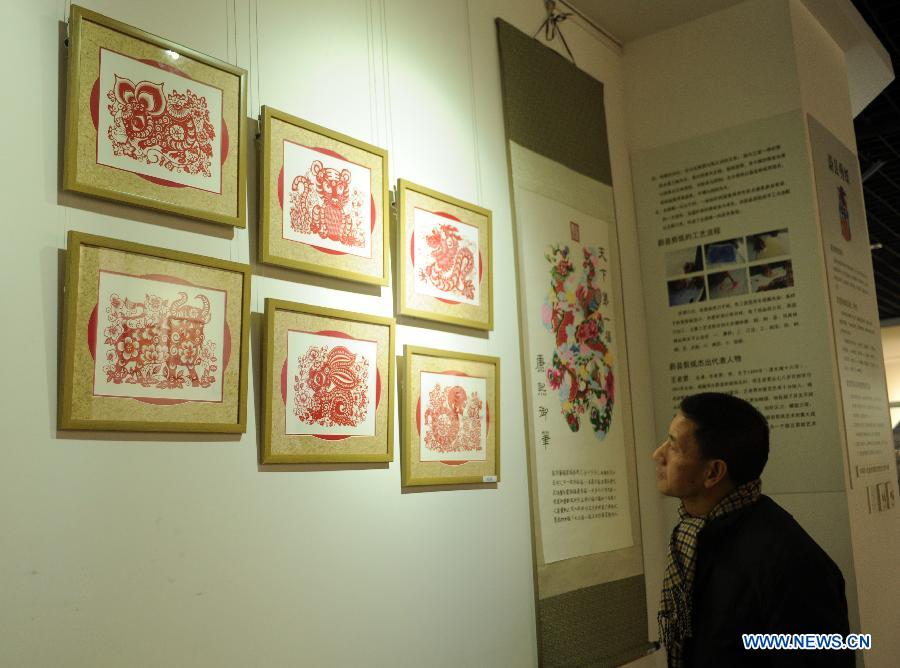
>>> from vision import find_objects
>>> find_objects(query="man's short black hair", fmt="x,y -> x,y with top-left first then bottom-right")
679,392 -> 769,484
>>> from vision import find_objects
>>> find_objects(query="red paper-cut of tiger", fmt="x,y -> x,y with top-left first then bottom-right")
290,160 -> 366,248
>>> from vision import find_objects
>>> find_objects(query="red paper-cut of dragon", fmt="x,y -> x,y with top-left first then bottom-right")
418,223 -> 476,300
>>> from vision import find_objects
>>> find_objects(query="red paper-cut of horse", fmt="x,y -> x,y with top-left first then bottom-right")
423,383 -> 483,453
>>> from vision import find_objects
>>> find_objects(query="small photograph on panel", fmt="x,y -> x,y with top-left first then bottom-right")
747,228 -> 790,261
665,245 -> 704,277
749,261 -> 794,293
667,276 -> 707,306
838,185 -> 852,242
704,237 -> 746,268
708,269 -> 749,300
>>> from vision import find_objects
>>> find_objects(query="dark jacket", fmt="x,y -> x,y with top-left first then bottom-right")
682,495 -> 852,667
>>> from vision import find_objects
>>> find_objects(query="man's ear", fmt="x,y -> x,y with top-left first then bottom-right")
704,459 -> 729,488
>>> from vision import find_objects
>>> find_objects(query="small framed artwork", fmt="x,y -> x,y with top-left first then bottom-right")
259,106 -> 390,286
59,231 -> 252,432
261,299 -> 395,463
63,5 -> 248,228
402,346 -> 499,487
397,180 -> 493,330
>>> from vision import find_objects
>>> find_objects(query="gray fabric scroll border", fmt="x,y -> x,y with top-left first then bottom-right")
540,576 -> 650,667
496,18 -> 612,185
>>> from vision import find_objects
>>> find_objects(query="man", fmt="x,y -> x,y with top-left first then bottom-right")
653,392 -> 851,667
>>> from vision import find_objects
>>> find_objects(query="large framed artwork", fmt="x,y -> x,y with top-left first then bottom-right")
397,180 -> 493,330
63,5 -> 248,228
401,346 -> 499,487
261,299 -> 395,464
59,231 -> 252,432
259,106 -> 390,286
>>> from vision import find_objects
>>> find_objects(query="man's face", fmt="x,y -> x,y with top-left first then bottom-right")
652,412 -> 711,500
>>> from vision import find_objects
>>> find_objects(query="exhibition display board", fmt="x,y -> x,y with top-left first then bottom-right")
632,107 -> 900,665
633,110 -> 898,507
808,116 -> 898,507
632,111 -> 847,496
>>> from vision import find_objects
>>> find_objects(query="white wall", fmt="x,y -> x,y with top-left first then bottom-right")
0,1 -> 658,666
882,323 -> 900,427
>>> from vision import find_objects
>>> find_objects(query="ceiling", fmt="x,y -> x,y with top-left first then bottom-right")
560,0 -> 745,43
849,0 -> 900,321
564,0 -> 899,320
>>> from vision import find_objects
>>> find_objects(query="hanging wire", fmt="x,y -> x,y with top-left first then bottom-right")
222,0 -> 227,64
533,0 -> 575,64
254,0 -> 261,118
248,0 -> 257,121
464,0 -> 484,206
232,0 -> 238,67
63,0 -> 72,245
365,0 -> 377,146
380,0 -> 397,185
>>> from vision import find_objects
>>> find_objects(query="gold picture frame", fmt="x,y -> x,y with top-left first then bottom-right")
397,180 -> 493,330
401,345 -> 500,486
261,299 -> 395,464
59,231 -> 252,432
259,106 -> 390,286
63,5 -> 248,228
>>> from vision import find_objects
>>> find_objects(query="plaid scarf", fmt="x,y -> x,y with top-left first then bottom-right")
658,478 -> 762,667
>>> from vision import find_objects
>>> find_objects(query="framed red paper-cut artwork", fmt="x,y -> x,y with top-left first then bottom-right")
397,180 -> 493,330
402,346 -> 500,487
261,299 -> 395,463
259,106 -> 390,286
59,231 -> 252,432
63,5 -> 248,227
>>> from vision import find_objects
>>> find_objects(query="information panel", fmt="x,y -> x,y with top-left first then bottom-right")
632,111 -> 846,494
809,116 -> 898,508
